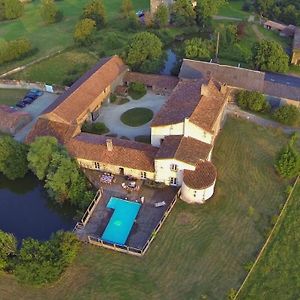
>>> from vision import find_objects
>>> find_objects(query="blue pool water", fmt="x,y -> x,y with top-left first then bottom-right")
101,197 -> 141,245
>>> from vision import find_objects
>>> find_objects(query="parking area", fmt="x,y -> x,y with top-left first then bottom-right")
14,92 -> 58,141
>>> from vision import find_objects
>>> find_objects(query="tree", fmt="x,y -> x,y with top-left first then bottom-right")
0,230 -> 17,271
127,11 -> 140,30
74,18 -> 96,45
120,0 -> 133,19
252,40 -> 289,73
172,0 -> 196,26
254,0 -> 275,15
27,136 -> 60,180
0,136 -> 28,180
153,4 -> 169,28
236,90 -> 268,112
275,142 -> 300,179
272,105 -> 300,126
219,24 -> 237,47
15,231 -> 79,284
125,32 -> 163,71
40,0 -> 60,24
0,39 -> 32,64
83,0 -> 106,29
0,0 -> 24,20
195,0 -> 226,28
184,38 -> 211,60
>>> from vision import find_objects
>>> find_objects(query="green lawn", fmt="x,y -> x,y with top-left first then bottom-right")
0,0 -> 149,74
0,117 -> 291,300
10,49 -> 98,86
0,88 -> 28,105
121,108 -> 154,127
218,0 -> 251,19
238,179 -> 300,299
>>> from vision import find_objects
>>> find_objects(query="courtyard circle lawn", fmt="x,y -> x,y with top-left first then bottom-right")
120,108 -> 154,127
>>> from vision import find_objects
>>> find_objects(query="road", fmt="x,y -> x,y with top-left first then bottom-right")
265,72 -> 300,88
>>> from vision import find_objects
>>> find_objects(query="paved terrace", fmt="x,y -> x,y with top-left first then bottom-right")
76,169 -> 178,250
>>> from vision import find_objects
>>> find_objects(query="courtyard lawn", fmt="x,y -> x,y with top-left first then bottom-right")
0,89 -> 28,106
0,0 -> 149,74
0,117 -> 291,300
238,179 -> 300,300
10,49 -> 98,86
121,108 -> 154,127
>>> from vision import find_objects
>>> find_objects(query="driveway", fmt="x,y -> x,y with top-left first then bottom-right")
96,92 -> 167,139
14,92 -> 58,142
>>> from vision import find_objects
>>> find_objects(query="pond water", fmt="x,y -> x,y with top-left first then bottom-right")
161,49 -> 177,75
0,173 -> 75,242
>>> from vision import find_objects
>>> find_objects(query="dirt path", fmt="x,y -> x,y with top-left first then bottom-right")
251,24 -> 264,41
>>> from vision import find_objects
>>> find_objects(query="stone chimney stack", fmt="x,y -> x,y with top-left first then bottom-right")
220,83 -> 228,94
106,139 -> 113,151
200,84 -> 209,97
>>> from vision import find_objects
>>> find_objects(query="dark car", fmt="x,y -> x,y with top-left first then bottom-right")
24,92 -> 38,100
136,10 -> 144,17
23,97 -> 35,104
30,88 -> 43,96
16,101 -> 27,108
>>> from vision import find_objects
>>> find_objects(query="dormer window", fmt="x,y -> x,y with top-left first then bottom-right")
170,164 -> 178,171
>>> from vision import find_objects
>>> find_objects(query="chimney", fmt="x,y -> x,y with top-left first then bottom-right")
106,139 -> 113,151
200,84 -> 209,97
220,83 -> 228,94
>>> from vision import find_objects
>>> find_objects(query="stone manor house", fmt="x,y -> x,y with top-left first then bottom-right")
27,56 -> 229,204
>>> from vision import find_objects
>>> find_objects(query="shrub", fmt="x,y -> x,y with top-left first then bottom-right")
184,38 -> 211,60
275,144 -> 300,178
128,82 -> 147,99
0,230 -> 17,272
272,105 -> 300,126
236,90 -> 268,112
40,0 -> 61,24
81,122 -> 109,135
0,39 -> 32,64
0,0 -> 24,20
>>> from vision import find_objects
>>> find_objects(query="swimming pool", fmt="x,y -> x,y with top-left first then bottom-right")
101,197 -> 141,245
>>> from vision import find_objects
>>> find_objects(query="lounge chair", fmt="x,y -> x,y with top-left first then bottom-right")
154,201 -> 166,208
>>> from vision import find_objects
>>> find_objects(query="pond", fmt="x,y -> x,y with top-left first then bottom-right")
0,173 -> 75,242
161,49 -> 177,75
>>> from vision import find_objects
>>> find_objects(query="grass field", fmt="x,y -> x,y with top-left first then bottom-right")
0,0 -> 149,74
10,49 -> 98,86
0,117 -> 291,300
218,0 -> 251,19
0,89 -> 28,105
238,179 -> 300,299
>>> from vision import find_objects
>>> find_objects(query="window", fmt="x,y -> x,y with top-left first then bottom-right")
141,172 -> 147,179
170,177 -> 177,186
94,162 -> 100,169
193,191 -> 197,197
170,164 -> 178,172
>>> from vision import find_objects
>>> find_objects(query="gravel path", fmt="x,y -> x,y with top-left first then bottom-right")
96,92 -> 167,139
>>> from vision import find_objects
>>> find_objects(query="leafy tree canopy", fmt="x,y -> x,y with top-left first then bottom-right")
184,38 -> 212,60
83,0 -> 106,29
74,18 -> 96,45
40,0 -> 61,24
172,0 -> 196,26
236,90 -> 268,112
121,0 -> 133,18
0,230 -> 17,271
196,0 -> 226,27
153,4 -> 169,28
272,105 -> 300,126
125,32 -> 163,72
0,136 -> 28,180
252,40 -> 289,73
0,0 -> 24,20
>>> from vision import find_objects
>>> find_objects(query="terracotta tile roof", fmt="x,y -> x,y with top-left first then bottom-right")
0,105 -> 32,134
293,27 -> 300,51
66,133 -> 158,172
25,117 -> 78,144
183,161 -> 217,189
124,71 -> 179,90
179,59 -> 265,92
156,135 -> 212,165
189,80 -> 227,133
151,79 -> 204,126
44,55 -> 128,124
264,20 -> 286,31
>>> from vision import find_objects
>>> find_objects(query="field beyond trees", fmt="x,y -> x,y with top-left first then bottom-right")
0,117 -> 291,299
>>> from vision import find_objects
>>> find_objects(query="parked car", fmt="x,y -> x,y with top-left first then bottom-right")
30,88 -> 43,96
23,97 -> 35,104
16,101 -> 27,108
24,92 -> 38,100
136,10 -> 144,17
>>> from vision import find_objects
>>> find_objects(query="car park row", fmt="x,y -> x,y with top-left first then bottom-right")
16,89 -> 43,108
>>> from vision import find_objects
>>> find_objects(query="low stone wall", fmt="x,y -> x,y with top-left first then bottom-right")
0,79 -> 67,94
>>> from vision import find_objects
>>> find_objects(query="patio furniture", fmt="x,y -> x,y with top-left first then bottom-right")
154,201 -> 166,208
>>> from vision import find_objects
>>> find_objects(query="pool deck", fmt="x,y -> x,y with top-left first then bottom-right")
75,169 -> 178,251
